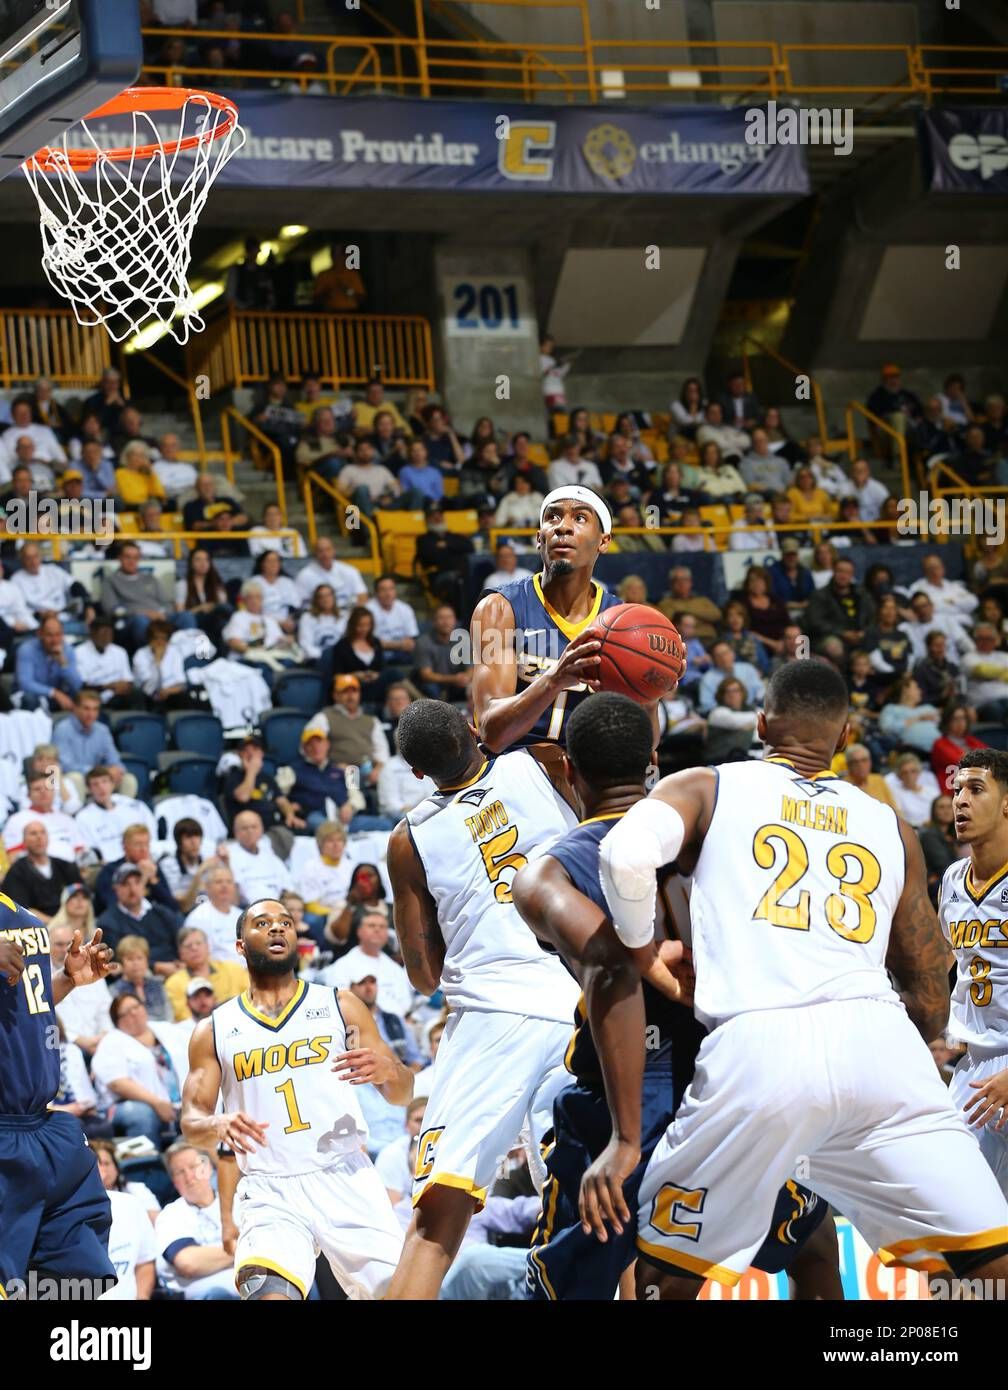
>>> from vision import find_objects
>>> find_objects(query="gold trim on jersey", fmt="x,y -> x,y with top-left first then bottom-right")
238,979 -> 307,1032
533,573 -> 605,642
878,1226 -> 1008,1265
564,995 -> 587,1073
635,1236 -> 741,1286
965,857 -> 1008,907
528,1247 -> 559,1301
236,1255 -> 308,1300
413,1172 -> 489,1210
578,812 -> 626,827
441,760 -> 490,793
765,756 -> 839,781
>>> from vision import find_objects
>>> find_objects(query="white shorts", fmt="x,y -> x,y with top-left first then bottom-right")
413,1009 -> 573,1208
234,1152 -> 404,1300
637,999 -> 1008,1285
949,1050 -> 1008,1199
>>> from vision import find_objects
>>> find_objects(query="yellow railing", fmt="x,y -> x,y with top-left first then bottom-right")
220,407 -> 287,523
302,469 -> 381,577
740,335 -> 831,452
132,348 -> 206,461
0,310 -> 113,390
928,458 -> 1008,501
139,17 -> 1008,103
845,402 -> 911,499
189,307 -> 435,393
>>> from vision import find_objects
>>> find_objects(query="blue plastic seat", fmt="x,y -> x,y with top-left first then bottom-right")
159,755 -> 218,800
273,669 -> 325,715
261,708 -> 308,766
169,711 -> 224,759
109,713 -> 167,767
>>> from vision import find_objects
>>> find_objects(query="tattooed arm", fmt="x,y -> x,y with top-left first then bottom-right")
885,818 -> 951,1043
386,820 -> 446,997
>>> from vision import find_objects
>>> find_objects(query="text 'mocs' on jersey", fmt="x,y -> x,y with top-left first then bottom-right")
939,858 -> 1008,1058
0,895 -> 58,1115
492,573 -> 619,747
690,759 -> 905,1030
214,980 -> 368,1178
407,749 -> 579,1021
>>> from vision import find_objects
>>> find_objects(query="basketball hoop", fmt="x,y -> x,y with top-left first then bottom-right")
21,87 -> 246,344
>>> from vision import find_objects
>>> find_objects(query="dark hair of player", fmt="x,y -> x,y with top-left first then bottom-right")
396,699 -> 473,785
565,692 -> 653,788
764,658 -> 849,723
958,748 -> 1008,793
235,897 -> 285,938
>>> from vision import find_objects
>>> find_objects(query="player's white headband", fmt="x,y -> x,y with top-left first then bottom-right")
539,486 -> 612,536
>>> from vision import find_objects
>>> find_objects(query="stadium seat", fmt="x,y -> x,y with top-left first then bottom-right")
121,756 -> 151,801
108,713 -> 167,767
156,753 -> 218,800
442,476 -> 460,498
446,510 -> 478,533
261,708 -> 309,765
274,669 -> 325,714
527,443 -> 550,467
169,710 -> 224,759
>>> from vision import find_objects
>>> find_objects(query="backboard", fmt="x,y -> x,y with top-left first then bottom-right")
0,0 -> 142,176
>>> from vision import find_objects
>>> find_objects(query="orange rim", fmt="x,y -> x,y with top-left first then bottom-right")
25,86 -> 240,173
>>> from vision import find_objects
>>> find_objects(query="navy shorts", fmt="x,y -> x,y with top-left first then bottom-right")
0,1110 -> 114,1295
527,1065 -> 826,1300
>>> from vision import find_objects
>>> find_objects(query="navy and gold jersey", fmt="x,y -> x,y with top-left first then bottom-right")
490,573 -> 619,748
0,897 -> 58,1116
546,813 -> 706,1090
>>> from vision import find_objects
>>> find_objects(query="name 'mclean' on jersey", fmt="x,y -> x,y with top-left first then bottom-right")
406,749 -> 580,1021
938,857 -> 1008,1058
213,980 -> 367,1178
689,758 -> 904,1030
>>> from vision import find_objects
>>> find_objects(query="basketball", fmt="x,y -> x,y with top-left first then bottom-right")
586,604 -> 686,703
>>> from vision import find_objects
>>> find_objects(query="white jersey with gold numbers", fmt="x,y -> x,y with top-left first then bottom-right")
939,857 -> 1008,1058
690,757 -> 904,1029
214,980 -> 367,1178
407,750 -> 580,1021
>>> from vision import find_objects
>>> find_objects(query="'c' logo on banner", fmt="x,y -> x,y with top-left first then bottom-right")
498,123 -> 556,181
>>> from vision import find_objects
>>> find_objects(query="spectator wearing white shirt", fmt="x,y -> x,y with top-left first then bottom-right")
900,591 -> 975,664
806,438 -> 854,500
74,617 -> 133,705
93,1150 -> 158,1300
300,820 -> 357,915
884,754 -> 941,828
155,1143 -> 239,1301
295,536 -> 368,611
540,334 -> 573,408
50,919 -> 113,1052
695,401 -> 750,463
3,771 -> 86,862
151,431 -> 198,496
848,458 -> 889,523
0,573 -> 37,637
183,864 -> 244,964
320,909 -> 414,1019
547,435 -> 604,494
907,553 -> 979,620
1,396 -> 67,466
224,810 -> 293,903
248,501 -> 306,559
962,623 -> 1008,721
222,583 -> 296,674
728,495 -> 778,552
494,473 -> 544,529
378,741 -> 436,820
77,765 -> 157,864
482,542 -> 534,592
366,575 -> 419,658
132,620 -> 189,705
252,550 -> 303,628
91,992 -> 181,1147
374,1097 -> 427,1205
17,744 -> 81,815
10,542 -> 75,621
298,582 -> 346,660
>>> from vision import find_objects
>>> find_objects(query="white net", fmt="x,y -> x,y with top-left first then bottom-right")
21,90 -> 246,344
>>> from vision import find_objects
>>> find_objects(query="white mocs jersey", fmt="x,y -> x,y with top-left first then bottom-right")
690,758 -> 904,1029
214,981 -> 367,1178
407,750 -> 580,1021
939,858 -> 1008,1058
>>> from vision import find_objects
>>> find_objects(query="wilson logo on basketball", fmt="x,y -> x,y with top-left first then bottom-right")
647,633 -> 677,655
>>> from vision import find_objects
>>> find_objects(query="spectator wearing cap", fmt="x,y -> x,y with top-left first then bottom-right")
413,602 -> 471,701
109,934 -> 171,1023
728,495 -> 777,552
738,430 -> 791,496
163,926 -> 247,1023
768,539 -> 814,607
291,723 -> 395,834
97,862 -> 183,976
316,673 -> 392,783
415,504 -> 474,614
865,364 -> 923,458
0,821 -> 79,921
220,734 -> 303,832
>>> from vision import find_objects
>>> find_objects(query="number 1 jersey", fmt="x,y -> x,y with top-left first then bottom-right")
689,758 -> 904,1030
406,749 -> 580,1021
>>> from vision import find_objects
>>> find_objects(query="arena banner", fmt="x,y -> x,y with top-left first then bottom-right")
919,107 -> 1008,193
77,94 -> 809,194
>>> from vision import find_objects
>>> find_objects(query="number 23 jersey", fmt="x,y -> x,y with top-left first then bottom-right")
689,758 -> 904,1030
406,749 -> 580,1022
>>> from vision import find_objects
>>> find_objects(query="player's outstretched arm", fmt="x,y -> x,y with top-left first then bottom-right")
217,1150 -> 241,1256
471,591 -> 601,752
335,990 -> 414,1106
885,819 -> 951,1043
181,1019 -> 269,1155
599,768 -> 716,949
387,821 -> 445,996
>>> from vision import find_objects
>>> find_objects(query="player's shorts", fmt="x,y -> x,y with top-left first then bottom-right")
413,1008 -> 573,1209
234,1150 -> 404,1300
637,998 -> 1008,1286
526,1044 -> 826,1300
949,1048 -> 1008,1199
0,1109 -> 114,1294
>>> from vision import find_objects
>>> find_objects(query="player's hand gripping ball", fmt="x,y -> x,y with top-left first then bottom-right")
585,603 -> 686,702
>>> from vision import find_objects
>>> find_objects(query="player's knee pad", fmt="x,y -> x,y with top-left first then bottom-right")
238,1268 -> 305,1301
